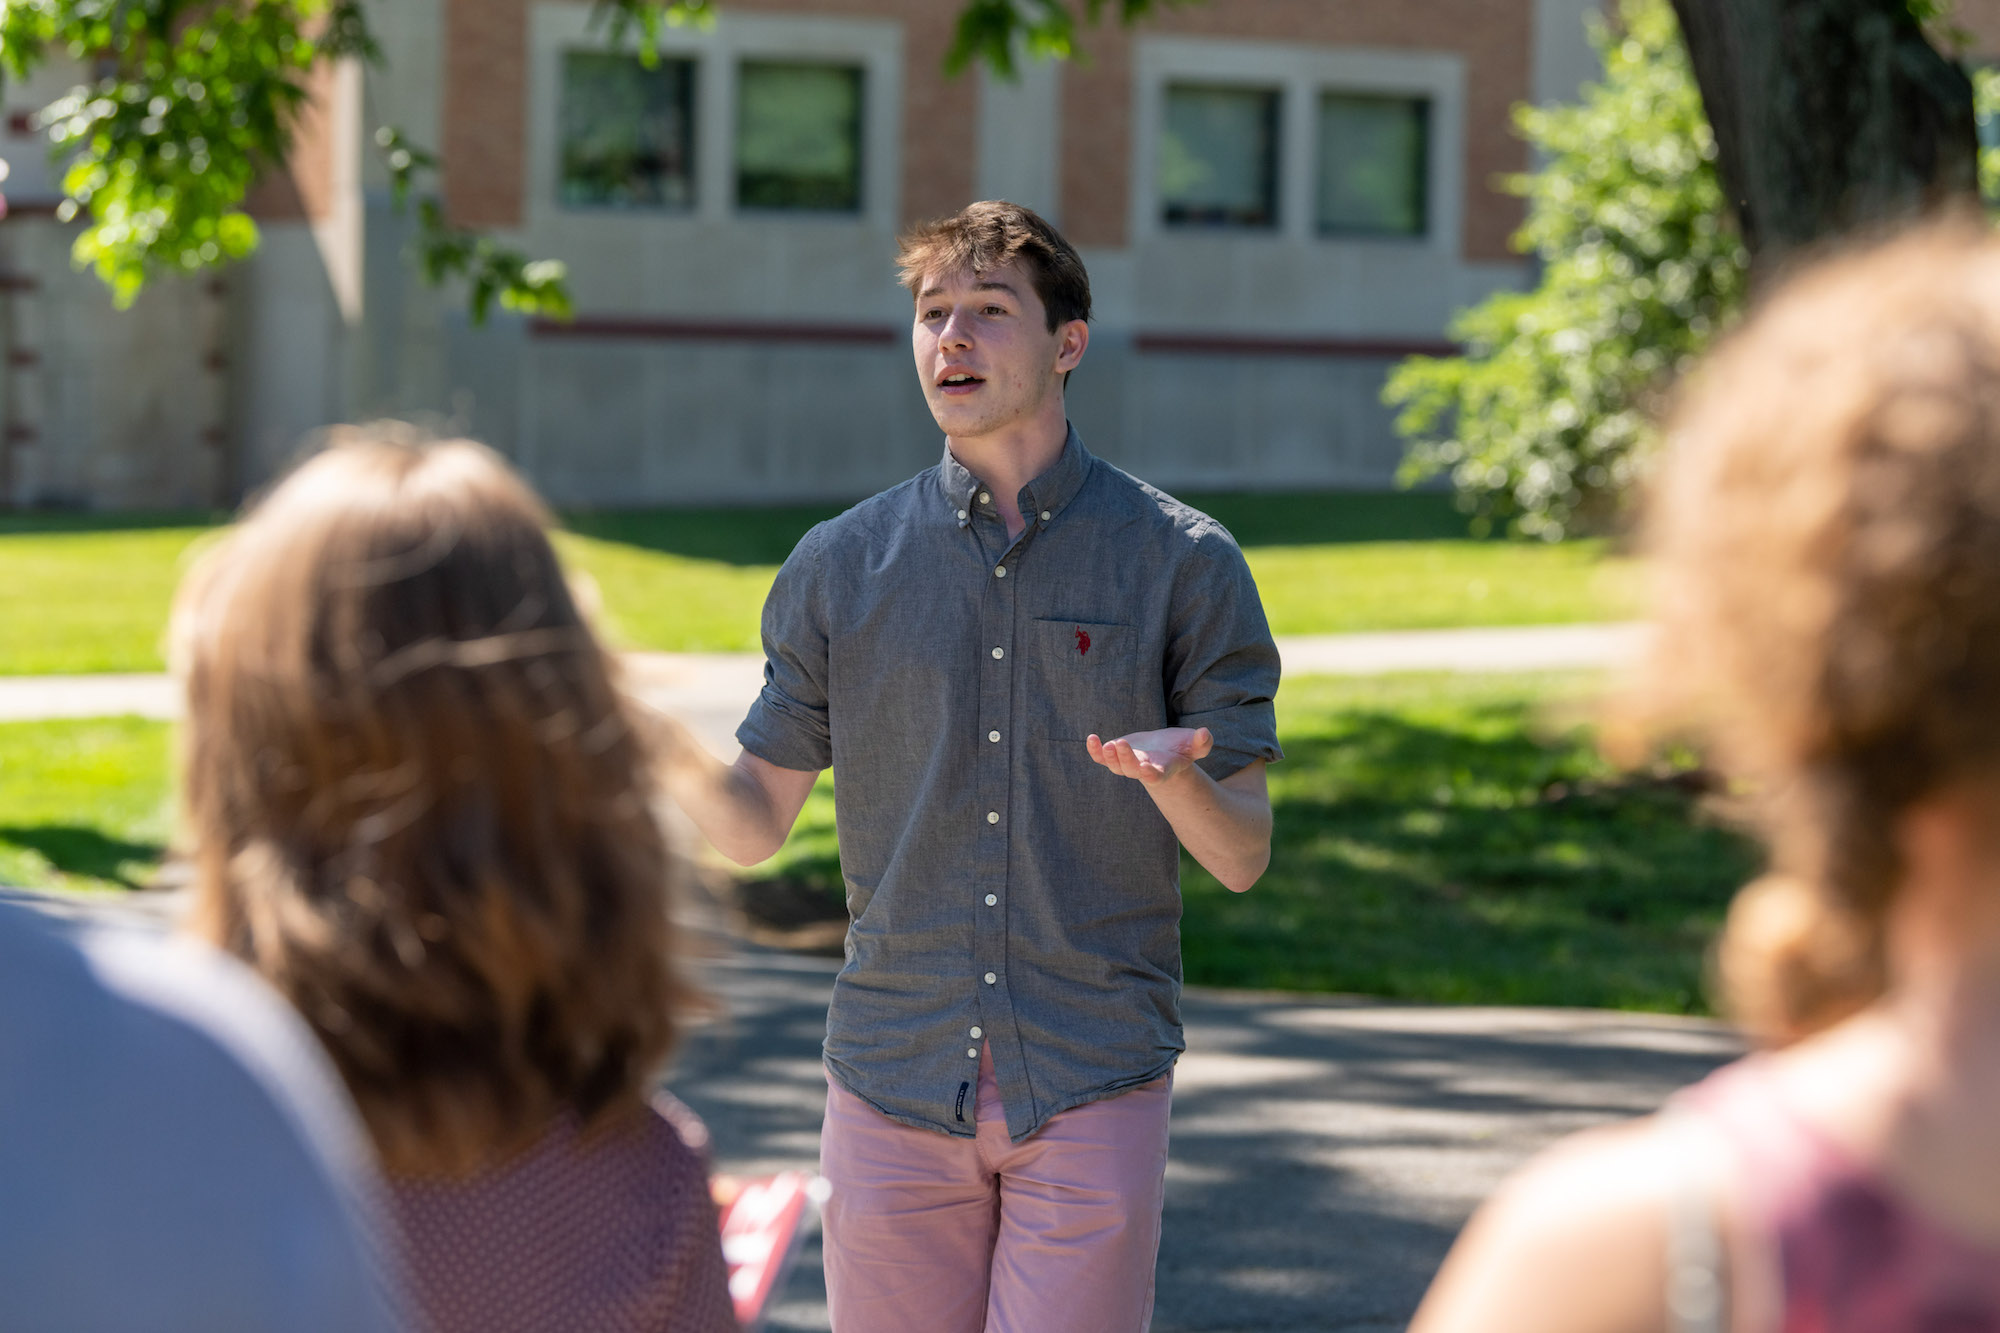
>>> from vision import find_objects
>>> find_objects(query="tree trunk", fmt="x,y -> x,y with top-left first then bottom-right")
1669,0 -> 1978,267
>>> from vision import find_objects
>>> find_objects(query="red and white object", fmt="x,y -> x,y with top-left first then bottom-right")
713,1171 -> 828,1331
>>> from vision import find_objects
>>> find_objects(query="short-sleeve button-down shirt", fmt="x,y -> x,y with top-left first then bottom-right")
737,427 -> 1282,1141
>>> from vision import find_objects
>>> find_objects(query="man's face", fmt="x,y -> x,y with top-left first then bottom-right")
912,259 -> 1083,439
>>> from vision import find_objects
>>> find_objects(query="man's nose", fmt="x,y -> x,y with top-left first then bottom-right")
938,308 -> 975,350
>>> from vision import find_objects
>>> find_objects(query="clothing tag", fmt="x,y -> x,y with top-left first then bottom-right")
955,1081 -> 970,1123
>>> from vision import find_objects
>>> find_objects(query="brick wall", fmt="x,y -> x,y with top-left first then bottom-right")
1059,0 -> 1535,258
439,0 -> 974,230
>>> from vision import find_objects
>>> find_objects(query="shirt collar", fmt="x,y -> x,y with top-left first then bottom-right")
937,424 -> 1093,528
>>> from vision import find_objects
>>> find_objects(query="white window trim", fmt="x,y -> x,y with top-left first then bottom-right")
1129,36 -> 1465,256
527,5 -> 904,230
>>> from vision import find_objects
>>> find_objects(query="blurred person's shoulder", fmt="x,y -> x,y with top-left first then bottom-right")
0,897 -> 403,1333
1409,1111 -> 1723,1333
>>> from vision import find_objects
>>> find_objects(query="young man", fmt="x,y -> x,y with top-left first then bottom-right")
665,200 -> 1281,1333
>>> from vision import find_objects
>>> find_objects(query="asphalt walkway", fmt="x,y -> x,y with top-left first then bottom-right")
0,623 -> 1644,747
11,886 -> 1738,1332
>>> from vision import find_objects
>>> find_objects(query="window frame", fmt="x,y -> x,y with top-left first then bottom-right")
528,9 -> 902,231
554,48 -> 701,213
1130,36 -> 1463,254
1155,80 -> 1286,232
1314,90 -> 1432,240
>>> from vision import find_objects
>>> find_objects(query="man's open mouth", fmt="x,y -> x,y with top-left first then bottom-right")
938,372 -> 985,389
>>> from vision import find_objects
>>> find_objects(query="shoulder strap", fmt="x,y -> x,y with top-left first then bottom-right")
1663,1125 -> 1728,1333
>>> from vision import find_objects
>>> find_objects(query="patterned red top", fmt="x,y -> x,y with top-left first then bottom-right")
384,1098 -> 737,1333
1687,1059 -> 2000,1333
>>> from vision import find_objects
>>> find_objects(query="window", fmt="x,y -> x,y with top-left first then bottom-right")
735,61 -> 865,212
1316,93 -> 1428,236
558,51 -> 697,209
1158,84 -> 1280,229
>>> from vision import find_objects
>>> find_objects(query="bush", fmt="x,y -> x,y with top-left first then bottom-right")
1386,0 -> 1747,540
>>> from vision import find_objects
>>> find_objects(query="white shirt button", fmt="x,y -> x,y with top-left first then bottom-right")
984,972 -> 997,984
957,509 -> 967,520
1041,510 -> 1052,521
994,565 -> 1007,578
978,491 -> 991,504
991,647 -> 1004,659
970,1026 -> 983,1038
985,894 -> 997,906
986,810 -> 999,824
968,1047 -> 978,1059
988,730 -> 1000,743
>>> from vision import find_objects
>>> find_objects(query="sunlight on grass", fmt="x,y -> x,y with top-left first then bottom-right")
0,499 -> 1638,673
0,718 -> 172,894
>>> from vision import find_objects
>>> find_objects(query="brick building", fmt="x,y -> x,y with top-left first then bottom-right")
0,0 -> 1611,509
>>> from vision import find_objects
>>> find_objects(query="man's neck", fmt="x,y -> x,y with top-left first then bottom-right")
947,405 -> 1068,540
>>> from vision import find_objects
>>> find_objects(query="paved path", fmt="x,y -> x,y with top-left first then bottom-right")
0,623 -> 1644,747
13,886 -> 1738,1332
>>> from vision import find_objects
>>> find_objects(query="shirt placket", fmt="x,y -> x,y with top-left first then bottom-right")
970,487 -> 1033,1081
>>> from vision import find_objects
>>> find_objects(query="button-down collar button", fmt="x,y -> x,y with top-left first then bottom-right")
978,490 -> 991,504
957,509 -> 967,521
986,810 -> 1000,824
991,646 -> 1004,659
988,730 -> 1000,742
970,1026 -> 983,1038
1041,510 -> 1052,521
984,971 -> 997,984
968,1047 -> 979,1058
984,894 -> 997,906
994,565 -> 1007,578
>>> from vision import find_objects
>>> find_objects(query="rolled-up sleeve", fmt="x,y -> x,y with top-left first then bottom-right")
736,522 -> 834,773
1167,527 -> 1283,782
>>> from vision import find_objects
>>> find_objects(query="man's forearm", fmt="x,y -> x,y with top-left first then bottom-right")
1143,763 -> 1271,893
651,713 -> 813,866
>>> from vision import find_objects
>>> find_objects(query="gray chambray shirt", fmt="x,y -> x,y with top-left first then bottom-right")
736,427 -> 1282,1142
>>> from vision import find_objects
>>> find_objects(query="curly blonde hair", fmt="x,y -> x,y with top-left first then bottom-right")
174,428 -> 693,1175
1639,220 -> 2000,1043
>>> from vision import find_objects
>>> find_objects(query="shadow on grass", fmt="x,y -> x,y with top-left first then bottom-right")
0,825 -> 167,890
1181,703 -> 1759,1012
562,491 -> 1478,566
741,691 -> 1758,1011
2,491 -> 1480,567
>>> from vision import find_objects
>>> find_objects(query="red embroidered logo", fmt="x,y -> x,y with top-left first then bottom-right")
1074,627 -> 1091,656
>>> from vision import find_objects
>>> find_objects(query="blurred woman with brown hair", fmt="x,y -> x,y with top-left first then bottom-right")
171,429 -> 736,1333
1411,224 -> 2000,1333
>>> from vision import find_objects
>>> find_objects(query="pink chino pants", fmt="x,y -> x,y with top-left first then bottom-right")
819,1044 -> 1172,1333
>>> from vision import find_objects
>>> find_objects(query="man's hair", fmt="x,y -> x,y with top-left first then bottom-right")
896,199 -> 1091,332
175,425 -> 696,1177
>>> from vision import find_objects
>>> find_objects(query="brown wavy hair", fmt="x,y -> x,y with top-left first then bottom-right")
173,428 -> 692,1175
1636,220 -> 2000,1044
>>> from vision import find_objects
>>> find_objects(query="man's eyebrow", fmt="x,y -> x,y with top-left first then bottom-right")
916,280 -> 1021,300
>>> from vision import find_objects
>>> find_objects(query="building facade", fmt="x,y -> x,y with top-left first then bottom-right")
0,0 -> 1610,509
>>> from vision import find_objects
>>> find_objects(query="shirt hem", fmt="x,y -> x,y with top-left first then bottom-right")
824,1052 -> 1182,1144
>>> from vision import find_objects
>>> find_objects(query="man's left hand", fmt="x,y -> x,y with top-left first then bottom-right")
1086,727 -> 1214,784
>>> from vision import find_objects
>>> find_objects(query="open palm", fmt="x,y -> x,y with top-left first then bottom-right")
1085,727 -> 1214,784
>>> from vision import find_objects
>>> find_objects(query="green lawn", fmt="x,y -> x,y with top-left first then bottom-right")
0,671 -> 1751,1010
0,717 -> 174,894
755,671 -> 1752,1012
0,495 -> 1637,674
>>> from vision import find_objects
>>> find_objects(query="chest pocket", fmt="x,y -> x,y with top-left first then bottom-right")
1026,618 -> 1143,740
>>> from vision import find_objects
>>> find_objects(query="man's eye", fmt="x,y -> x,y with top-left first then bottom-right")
922,308 -> 944,320
983,306 -> 1006,316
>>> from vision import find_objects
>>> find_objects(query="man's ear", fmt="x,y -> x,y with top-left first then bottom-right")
1055,319 -> 1089,375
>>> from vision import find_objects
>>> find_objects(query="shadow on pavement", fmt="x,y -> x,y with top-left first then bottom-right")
664,946 -> 1742,1333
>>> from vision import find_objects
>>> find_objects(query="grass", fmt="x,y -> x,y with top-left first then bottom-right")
0,672 -> 1754,1010
0,494 -> 1637,673
752,671 -> 1753,1013
0,717 -> 173,894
